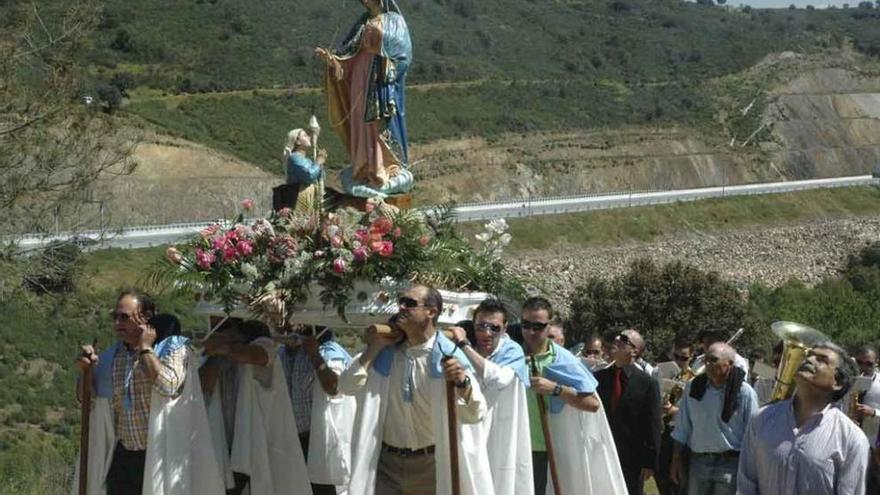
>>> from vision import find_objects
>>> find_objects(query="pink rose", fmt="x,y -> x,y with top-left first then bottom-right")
392,227 -> 402,239
212,236 -> 228,251
370,217 -> 394,236
354,228 -> 369,244
418,234 -> 431,247
330,236 -> 344,248
353,246 -> 369,262
236,240 -> 253,257
195,248 -> 216,270
225,229 -> 239,242
378,241 -> 394,258
165,246 -> 183,264
241,198 -> 255,211
222,246 -> 238,263
277,207 -> 292,218
369,240 -> 383,253
332,258 -> 347,274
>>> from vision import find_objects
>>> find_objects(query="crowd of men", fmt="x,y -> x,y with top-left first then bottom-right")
73,286 -> 880,495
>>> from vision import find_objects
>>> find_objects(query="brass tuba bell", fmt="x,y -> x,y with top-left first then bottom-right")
770,321 -> 830,402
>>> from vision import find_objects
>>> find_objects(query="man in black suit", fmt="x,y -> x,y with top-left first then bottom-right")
595,329 -> 662,495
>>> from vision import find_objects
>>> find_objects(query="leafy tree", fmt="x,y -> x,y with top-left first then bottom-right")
567,259 -> 768,361
0,2 -> 135,236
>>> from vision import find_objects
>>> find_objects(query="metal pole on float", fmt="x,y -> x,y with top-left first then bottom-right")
530,355 -> 562,495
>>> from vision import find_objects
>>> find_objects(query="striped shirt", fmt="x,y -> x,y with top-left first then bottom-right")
281,344 -> 346,434
111,344 -> 187,451
737,398 -> 870,495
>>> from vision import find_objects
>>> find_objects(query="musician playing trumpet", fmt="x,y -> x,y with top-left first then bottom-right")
737,342 -> 870,495
652,338 -> 695,495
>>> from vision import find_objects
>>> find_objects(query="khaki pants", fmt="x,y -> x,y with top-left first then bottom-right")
375,449 -> 436,495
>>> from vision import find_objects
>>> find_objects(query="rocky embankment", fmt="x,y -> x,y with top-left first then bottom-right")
506,216 -> 880,305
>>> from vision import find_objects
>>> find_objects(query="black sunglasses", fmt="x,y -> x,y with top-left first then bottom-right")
398,296 -> 426,309
856,359 -> 875,367
583,349 -> 602,356
614,333 -> 633,346
475,321 -> 502,333
521,320 -> 548,332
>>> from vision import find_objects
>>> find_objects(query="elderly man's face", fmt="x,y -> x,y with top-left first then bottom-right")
797,347 -> 842,393
112,295 -> 146,346
705,344 -> 734,384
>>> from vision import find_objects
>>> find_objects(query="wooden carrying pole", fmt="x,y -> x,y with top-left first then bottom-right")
531,356 -> 562,495
444,357 -> 462,495
78,365 -> 92,495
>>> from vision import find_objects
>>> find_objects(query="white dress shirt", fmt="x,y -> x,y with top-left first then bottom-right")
737,399 -> 870,495
339,333 -> 484,450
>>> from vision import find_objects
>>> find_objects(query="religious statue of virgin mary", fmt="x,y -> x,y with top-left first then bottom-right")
314,0 -> 414,199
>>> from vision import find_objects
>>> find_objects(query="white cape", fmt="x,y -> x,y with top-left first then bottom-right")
72,347 -> 225,495
480,359 -> 534,495
206,356 -> 313,495
547,397 -> 629,495
307,373 -> 356,486
347,354 -> 495,495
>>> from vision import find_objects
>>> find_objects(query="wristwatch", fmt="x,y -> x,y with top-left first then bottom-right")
138,348 -> 154,357
455,339 -> 470,349
552,383 -> 563,396
454,376 -> 471,389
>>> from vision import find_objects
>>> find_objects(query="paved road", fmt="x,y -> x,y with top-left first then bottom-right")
13,175 -> 878,252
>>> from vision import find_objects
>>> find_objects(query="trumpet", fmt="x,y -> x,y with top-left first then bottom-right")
769,321 -> 829,402
663,366 -> 695,416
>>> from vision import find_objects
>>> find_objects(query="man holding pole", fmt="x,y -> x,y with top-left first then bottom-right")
448,298 -> 534,495
339,284 -> 494,495
72,290 -> 222,495
520,297 -> 628,495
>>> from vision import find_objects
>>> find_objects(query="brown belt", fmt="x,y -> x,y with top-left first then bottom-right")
382,443 -> 436,457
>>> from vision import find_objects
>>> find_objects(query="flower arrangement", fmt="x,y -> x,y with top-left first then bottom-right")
150,202 -> 527,326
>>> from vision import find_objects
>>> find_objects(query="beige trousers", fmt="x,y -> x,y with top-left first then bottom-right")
375,449 -> 437,495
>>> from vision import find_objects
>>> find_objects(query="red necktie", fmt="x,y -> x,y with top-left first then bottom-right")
611,366 -> 623,413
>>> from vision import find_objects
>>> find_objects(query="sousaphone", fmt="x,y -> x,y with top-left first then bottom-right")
770,321 -> 829,402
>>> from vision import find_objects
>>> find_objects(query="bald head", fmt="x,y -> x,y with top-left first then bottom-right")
622,329 -> 645,353
708,342 -> 735,363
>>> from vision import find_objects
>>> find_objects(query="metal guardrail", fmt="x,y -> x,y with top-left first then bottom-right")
12,175 -> 879,251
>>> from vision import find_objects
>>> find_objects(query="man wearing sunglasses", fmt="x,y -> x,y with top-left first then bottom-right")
520,297 -> 628,495
73,290 -> 223,495
670,343 -> 758,495
339,284 -> 493,495
448,298 -> 534,495
580,334 -> 609,372
595,329 -> 662,495
652,338 -> 695,495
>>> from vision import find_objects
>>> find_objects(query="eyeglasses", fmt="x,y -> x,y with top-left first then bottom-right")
614,333 -> 633,347
705,354 -> 722,364
583,349 -> 602,357
474,321 -> 502,333
110,311 -> 134,322
398,296 -> 426,309
673,353 -> 692,362
521,320 -> 548,332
